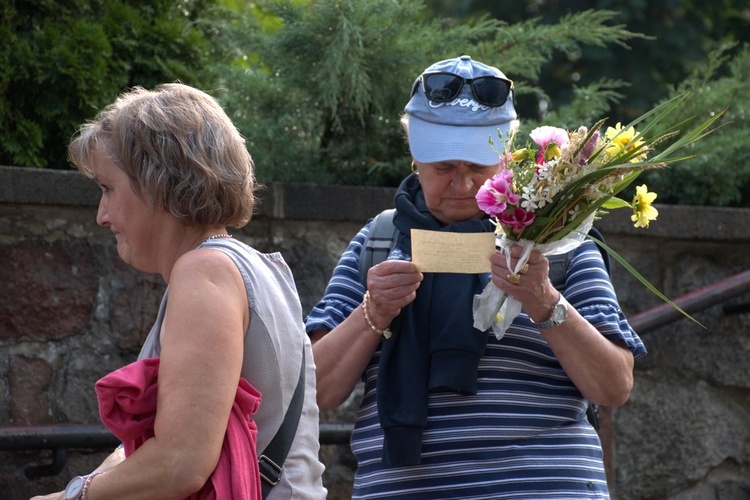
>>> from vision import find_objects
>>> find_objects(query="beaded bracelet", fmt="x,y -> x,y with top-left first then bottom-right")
362,291 -> 392,339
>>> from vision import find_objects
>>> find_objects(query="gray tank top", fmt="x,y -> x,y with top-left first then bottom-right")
138,238 -> 327,499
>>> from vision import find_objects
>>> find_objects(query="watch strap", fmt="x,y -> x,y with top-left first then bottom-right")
81,471 -> 105,500
81,470 -> 104,500
535,317 -> 557,329
533,294 -> 567,329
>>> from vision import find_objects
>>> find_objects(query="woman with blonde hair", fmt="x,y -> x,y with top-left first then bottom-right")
33,83 -> 327,500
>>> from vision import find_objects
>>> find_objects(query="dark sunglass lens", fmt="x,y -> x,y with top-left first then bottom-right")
423,74 -> 463,102
472,77 -> 511,106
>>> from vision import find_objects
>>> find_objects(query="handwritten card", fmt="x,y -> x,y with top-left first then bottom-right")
411,229 -> 495,274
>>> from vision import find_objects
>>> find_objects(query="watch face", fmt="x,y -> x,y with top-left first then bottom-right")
65,476 -> 84,500
552,303 -> 567,323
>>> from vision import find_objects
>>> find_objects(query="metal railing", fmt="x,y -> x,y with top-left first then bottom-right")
626,268 -> 750,333
0,423 -> 354,479
2,269 -> 749,478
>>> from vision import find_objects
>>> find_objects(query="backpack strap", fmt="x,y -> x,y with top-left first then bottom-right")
587,226 -> 611,275
534,228 -> 611,432
547,253 -> 572,290
547,226 -> 611,289
583,225 -> 611,432
258,347 -> 305,498
358,208 -> 398,288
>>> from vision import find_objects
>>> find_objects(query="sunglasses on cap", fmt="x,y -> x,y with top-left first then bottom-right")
415,71 -> 514,107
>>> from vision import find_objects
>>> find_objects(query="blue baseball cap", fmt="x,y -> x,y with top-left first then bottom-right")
404,55 -> 517,166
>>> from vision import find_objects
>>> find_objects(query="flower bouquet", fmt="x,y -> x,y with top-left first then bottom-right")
473,93 -> 724,339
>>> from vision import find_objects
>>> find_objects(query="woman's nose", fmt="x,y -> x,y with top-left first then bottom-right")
452,167 -> 476,191
96,197 -> 109,226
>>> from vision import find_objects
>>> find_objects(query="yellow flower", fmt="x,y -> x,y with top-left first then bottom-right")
511,148 -> 533,162
631,184 -> 658,228
605,123 -> 645,158
543,143 -> 563,162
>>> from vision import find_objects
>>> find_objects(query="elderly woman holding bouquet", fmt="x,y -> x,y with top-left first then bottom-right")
306,55 -> 646,499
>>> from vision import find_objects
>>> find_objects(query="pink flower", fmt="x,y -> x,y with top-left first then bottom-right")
499,207 -> 536,232
577,130 -> 600,165
529,126 -> 569,163
476,170 -> 520,217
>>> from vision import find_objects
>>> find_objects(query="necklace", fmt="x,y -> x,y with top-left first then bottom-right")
203,233 -> 233,242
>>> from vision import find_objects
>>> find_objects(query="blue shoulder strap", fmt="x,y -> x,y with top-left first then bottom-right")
358,208 -> 397,288
548,226 -> 611,289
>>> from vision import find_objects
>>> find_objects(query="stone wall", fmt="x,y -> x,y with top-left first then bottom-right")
1,165 -> 749,499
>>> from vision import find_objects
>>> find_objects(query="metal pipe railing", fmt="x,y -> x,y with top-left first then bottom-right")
3,269 -> 749,478
627,268 -> 750,333
0,423 -> 354,478
0,423 -> 354,452
0,424 -> 120,451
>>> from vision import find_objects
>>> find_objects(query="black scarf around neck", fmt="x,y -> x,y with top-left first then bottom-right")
377,174 -> 493,466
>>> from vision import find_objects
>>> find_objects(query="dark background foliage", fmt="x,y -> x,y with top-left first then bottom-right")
1,0 -> 748,205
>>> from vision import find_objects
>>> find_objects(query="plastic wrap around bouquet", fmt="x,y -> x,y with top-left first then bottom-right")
472,94 -> 723,339
473,213 -> 595,339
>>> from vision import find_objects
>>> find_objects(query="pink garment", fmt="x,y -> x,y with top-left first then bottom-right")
96,357 -> 263,500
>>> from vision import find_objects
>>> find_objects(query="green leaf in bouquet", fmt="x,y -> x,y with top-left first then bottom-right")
584,231 -> 706,329
600,197 -> 631,210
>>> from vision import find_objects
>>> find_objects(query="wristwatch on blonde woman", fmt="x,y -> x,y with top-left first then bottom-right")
532,293 -> 568,329
64,471 -> 104,500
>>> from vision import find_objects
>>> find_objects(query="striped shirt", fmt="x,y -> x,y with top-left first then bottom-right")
306,222 -> 646,499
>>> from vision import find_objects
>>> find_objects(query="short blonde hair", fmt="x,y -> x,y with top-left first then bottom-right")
68,83 -> 258,228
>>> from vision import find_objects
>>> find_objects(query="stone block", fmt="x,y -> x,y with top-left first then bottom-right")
9,357 -> 53,425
